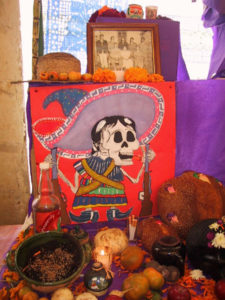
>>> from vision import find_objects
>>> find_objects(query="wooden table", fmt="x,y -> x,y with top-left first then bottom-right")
0,225 -> 22,264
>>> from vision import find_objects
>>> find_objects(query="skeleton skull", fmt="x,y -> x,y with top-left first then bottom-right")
99,118 -> 139,166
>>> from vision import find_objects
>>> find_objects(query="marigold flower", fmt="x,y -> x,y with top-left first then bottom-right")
0,287 -> 9,300
9,281 -> 25,299
98,5 -> 110,15
3,270 -> 20,282
148,73 -> 164,82
124,67 -> 149,82
92,68 -> 116,83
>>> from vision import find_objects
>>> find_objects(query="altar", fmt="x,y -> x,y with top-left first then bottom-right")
0,77 -> 225,300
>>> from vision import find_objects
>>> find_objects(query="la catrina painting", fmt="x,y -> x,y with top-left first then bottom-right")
29,82 -> 176,224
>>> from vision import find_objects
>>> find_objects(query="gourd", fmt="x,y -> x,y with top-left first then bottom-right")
122,273 -> 149,300
94,228 -> 128,255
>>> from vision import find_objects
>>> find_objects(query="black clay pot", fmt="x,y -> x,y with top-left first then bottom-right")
152,235 -> 186,276
186,218 -> 225,281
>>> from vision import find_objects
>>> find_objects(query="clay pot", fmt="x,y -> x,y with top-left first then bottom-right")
152,235 -> 185,276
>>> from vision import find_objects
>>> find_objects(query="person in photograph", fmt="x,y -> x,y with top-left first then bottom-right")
108,36 -> 121,70
118,36 -> 129,50
121,45 -> 133,69
108,35 -> 117,51
128,37 -> 138,66
135,36 -> 151,70
96,33 -> 109,68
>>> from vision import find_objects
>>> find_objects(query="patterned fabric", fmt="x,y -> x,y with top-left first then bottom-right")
73,156 -> 127,209
42,0 -> 128,73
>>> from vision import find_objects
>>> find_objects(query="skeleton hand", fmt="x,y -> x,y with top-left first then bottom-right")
141,146 -> 156,163
44,153 -> 59,168
147,148 -> 156,162
44,154 -> 54,167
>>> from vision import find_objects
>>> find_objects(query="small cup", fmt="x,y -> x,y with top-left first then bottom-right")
145,6 -> 158,19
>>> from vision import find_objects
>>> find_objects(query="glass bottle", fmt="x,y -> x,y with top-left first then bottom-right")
32,161 -> 61,233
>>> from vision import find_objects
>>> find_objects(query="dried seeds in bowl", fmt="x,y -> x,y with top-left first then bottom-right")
23,242 -> 78,282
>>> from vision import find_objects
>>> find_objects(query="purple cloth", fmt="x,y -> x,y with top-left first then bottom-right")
96,17 -> 189,81
202,0 -> 225,78
175,80 -> 225,184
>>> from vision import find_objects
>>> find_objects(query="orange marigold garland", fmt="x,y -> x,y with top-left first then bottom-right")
11,226 -> 34,250
148,73 -> 164,82
124,67 -> 164,83
92,68 -> 116,83
124,67 -> 149,83
3,270 -> 20,283
0,286 -> 9,300
98,5 -> 110,15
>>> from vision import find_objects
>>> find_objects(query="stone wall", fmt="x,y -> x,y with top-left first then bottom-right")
0,0 -> 30,225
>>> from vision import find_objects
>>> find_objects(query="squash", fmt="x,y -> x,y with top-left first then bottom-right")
120,245 -> 144,271
122,273 -> 149,300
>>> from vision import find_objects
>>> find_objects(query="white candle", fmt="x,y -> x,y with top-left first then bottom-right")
93,246 -> 112,270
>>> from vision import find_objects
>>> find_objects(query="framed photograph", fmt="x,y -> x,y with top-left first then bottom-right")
87,22 -> 161,75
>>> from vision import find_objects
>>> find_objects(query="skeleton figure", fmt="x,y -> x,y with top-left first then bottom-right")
58,115 -> 155,222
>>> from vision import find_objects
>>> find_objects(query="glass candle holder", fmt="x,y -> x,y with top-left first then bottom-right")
93,246 -> 113,271
84,262 -> 113,296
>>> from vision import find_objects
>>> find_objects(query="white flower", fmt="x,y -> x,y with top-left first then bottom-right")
190,269 -> 205,280
209,222 -> 220,231
211,232 -> 225,248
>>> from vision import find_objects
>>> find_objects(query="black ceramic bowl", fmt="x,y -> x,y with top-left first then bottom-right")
14,231 -> 86,293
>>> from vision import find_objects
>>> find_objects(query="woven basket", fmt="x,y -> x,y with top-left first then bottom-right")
36,52 -> 81,79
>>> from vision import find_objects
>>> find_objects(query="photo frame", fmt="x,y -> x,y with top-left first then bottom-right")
87,22 -> 161,75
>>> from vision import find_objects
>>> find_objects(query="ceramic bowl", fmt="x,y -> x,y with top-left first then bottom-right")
13,231 -> 87,293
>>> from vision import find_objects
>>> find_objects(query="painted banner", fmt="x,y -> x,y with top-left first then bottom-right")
29,82 -> 176,223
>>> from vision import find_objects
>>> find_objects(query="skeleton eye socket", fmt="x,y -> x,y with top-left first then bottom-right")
114,131 -> 123,143
127,131 -> 135,142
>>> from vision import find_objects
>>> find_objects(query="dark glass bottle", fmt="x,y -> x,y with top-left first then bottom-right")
32,162 -> 61,233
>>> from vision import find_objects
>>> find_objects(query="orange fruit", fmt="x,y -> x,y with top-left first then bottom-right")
120,245 -> 144,271
142,267 -> 165,290
122,273 -> 149,300
59,72 -> 68,81
22,291 -> 39,300
68,71 -> 82,81
48,71 -> 59,81
18,286 -> 31,299
82,73 -> 92,81
40,72 -> 49,80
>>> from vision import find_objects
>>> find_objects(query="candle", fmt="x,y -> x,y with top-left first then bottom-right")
93,246 -> 112,270
129,215 -> 137,241
145,6 -> 158,19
